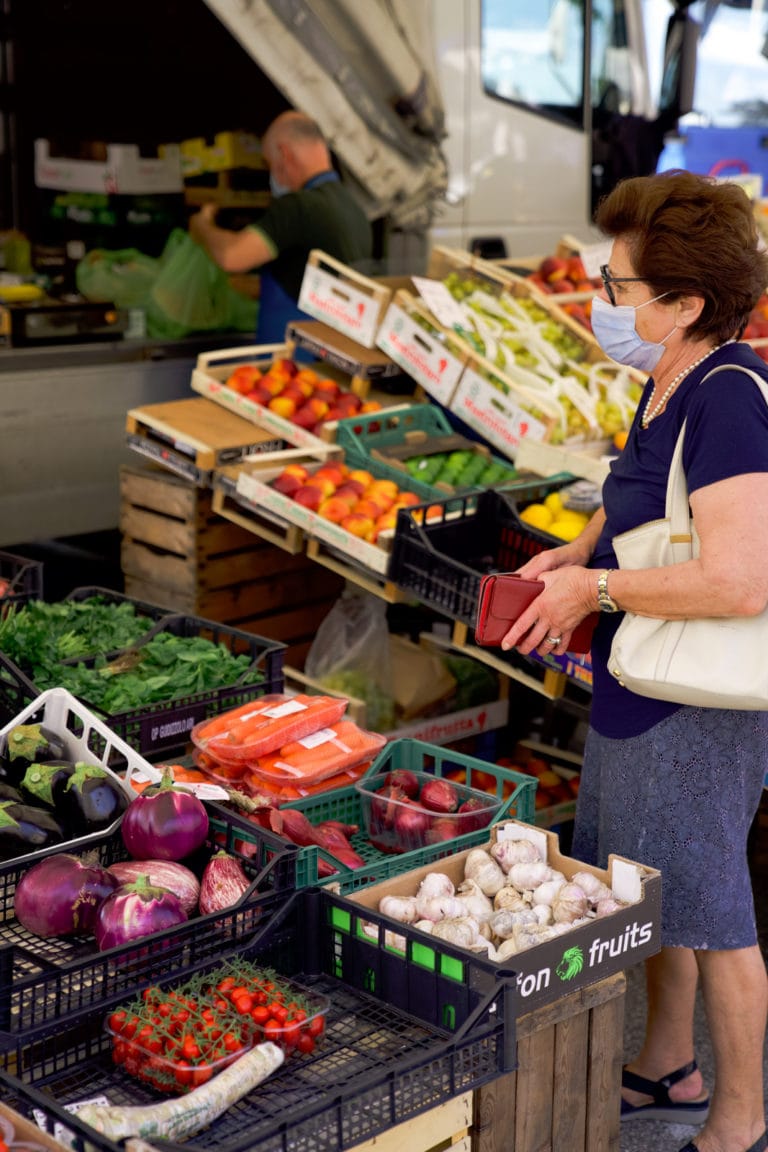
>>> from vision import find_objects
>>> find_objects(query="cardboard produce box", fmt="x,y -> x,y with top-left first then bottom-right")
298,249 -> 412,348
336,819 -> 661,1015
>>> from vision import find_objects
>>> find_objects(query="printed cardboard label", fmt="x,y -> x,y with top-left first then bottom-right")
451,366 -> 549,460
376,303 -> 464,403
298,265 -> 380,347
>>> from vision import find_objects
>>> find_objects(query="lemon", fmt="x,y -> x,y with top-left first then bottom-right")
549,516 -> 586,541
519,503 -> 554,530
553,509 -> 589,529
613,429 -> 629,451
544,491 -> 563,516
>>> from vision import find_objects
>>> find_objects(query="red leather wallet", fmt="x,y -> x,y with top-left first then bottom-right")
474,573 -> 597,654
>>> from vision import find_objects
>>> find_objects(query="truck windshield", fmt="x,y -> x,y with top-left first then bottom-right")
480,0 -> 635,128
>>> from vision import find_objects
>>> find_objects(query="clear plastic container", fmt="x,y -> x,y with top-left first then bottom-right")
355,769 -> 502,854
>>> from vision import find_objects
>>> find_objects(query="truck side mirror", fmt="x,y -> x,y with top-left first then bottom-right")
659,11 -> 699,124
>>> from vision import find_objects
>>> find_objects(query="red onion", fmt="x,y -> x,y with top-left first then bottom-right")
419,778 -> 459,814
384,769 -> 419,799
198,851 -> 251,914
371,785 -> 411,831
95,874 -> 187,951
393,803 -> 431,846
457,797 -> 494,832
424,816 -> 460,845
14,852 -> 118,937
120,769 -> 209,862
107,859 -> 200,915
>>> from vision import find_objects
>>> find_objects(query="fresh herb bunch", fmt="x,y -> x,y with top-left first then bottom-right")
0,597 -> 156,680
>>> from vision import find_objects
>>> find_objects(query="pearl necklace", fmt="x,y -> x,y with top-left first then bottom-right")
640,341 -> 732,428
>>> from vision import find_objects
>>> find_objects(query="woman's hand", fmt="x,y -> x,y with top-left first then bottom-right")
500,563 -> 597,656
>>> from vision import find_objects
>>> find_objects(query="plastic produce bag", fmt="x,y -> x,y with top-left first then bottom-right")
76,246 -> 160,309
145,229 -> 257,338
305,589 -> 396,731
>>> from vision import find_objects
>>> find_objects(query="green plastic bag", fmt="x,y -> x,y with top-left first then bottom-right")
145,229 -> 257,339
76,246 -> 160,309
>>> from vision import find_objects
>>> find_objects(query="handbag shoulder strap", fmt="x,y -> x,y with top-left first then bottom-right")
666,362 -> 768,543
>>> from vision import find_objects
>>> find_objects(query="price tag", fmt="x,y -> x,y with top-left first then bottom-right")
412,277 -> 467,328
297,727 -> 337,748
263,699 -> 307,718
579,240 -> 612,280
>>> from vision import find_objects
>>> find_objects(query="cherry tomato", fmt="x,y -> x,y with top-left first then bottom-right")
174,1058 -> 193,1088
308,1015 -> 326,1037
232,992 -> 254,1014
108,1010 -> 127,1034
251,1005 -> 270,1026
297,1032 -> 316,1054
263,1019 -> 283,1044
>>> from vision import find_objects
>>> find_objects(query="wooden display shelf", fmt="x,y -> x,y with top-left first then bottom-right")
448,621 -> 570,700
125,396 -> 284,486
473,972 -> 626,1152
305,536 -> 410,604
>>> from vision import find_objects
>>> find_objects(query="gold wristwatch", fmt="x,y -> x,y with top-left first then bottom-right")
597,569 -> 620,613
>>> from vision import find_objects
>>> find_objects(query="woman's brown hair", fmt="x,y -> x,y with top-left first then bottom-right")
595,170 -> 768,343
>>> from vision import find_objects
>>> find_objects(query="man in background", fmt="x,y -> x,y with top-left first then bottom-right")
189,110 -> 373,342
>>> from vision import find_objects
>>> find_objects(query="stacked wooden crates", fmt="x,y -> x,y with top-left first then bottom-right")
120,463 -> 344,668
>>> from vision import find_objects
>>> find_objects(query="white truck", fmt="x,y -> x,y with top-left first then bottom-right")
203,0 -> 768,261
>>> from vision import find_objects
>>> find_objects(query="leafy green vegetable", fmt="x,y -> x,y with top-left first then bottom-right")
0,597 -> 156,681
36,632 -> 263,715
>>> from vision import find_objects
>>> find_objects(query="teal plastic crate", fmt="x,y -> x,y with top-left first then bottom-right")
279,738 -> 537,892
335,404 -> 521,500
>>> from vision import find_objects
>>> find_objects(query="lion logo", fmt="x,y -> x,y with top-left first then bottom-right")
556,946 -> 584,981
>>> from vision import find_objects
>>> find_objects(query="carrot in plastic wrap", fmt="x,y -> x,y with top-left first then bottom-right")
248,720 -> 386,786
192,694 -> 349,761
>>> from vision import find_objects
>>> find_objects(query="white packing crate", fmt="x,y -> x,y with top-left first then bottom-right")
0,687 -> 162,868
34,139 -> 183,195
376,291 -> 467,405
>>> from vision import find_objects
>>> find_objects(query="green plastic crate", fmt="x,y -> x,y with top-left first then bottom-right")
334,404 -> 521,500
280,738 -> 537,892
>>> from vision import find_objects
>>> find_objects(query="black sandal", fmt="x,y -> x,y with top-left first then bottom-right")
621,1059 -> 710,1123
679,1132 -> 767,1152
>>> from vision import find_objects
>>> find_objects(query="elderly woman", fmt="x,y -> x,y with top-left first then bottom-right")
502,171 -> 768,1152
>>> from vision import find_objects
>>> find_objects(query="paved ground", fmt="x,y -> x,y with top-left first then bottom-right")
620,800 -> 768,1152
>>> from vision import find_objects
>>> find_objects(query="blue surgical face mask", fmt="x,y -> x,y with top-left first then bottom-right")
269,172 -> 291,198
591,293 -> 676,372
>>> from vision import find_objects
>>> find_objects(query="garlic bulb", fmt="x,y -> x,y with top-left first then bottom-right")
431,916 -> 481,948
464,849 -> 506,896
378,895 -> 419,923
417,872 -> 456,901
490,837 -> 541,873
493,886 -> 529,912
513,922 -> 557,950
413,919 -> 434,933
532,903 -> 553,926
456,878 -> 494,921
508,860 -> 555,892
531,876 -> 567,907
490,937 -> 519,962
490,907 -> 538,940
571,870 -> 613,904
595,896 -> 626,917
416,894 -> 468,922
551,882 -> 589,924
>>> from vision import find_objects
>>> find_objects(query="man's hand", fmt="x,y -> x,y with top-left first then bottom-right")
189,202 -> 218,245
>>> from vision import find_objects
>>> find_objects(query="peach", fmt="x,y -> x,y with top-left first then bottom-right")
268,394 -> 297,418
272,471 -> 304,497
311,388 -> 339,407
305,475 -> 336,500
226,364 -> 262,394
271,358 -> 298,377
367,478 -> 399,502
374,509 -> 399,533
313,463 -> 347,488
392,491 -> 421,508
293,485 -> 323,511
360,400 -> 383,413
245,386 -> 271,406
319,496 -> 353,523
291,406 -> 321,429
301,397 -> 330,422
341,512 -> 376,541
316,376 -> 340,396
335,393 -> 362,413
281,463 -> 310,482
348,469 -> 374,488
259,374 -> 287,397
353,497 -> 387,520
334,482 -> 365,504
294,367 -> 319,387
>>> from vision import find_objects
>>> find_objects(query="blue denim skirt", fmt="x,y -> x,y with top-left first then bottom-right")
571,707 -> 768,950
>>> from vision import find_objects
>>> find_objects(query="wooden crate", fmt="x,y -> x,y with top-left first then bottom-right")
120,463 -> 343,663
125,396 -> 285,485
349,1091 -> 472,1152
472,972 -> 625,1152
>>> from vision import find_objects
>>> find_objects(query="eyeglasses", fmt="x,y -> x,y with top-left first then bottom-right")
599,264 -> 647,307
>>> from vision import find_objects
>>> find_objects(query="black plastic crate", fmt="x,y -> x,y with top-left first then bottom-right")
388,483 -> 571,626
0,801 -> 297,1051
0,550 -> 43,611
0,888 -> 514,1152
0,613 -> 286,757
